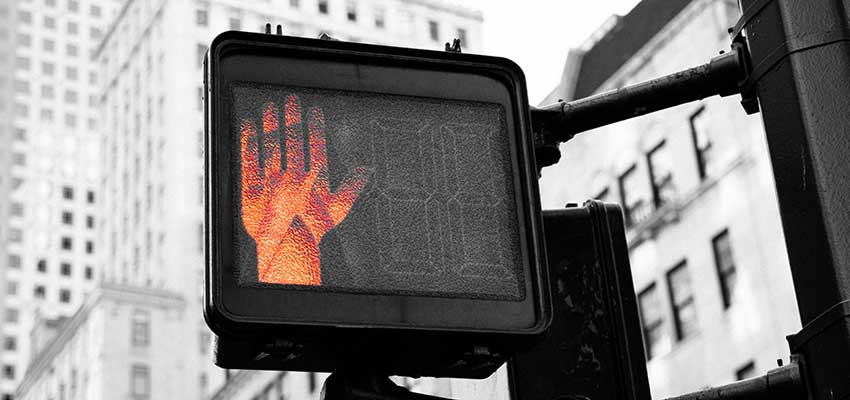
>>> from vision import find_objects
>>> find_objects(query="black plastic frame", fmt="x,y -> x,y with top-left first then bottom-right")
204,32 -> 549,346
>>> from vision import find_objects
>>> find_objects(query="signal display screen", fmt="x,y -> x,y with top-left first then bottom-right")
231,83 -> 524,300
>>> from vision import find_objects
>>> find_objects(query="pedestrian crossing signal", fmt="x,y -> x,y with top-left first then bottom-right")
204,31 -> 550,378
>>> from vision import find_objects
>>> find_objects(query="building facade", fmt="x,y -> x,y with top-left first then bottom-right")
538,0 -> 801,397
14,0 -> 483,399
0,1 -> 123,398
14,284 -> 186,400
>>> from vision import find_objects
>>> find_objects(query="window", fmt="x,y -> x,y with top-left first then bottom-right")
67,21 -> 78,34
617,165 -> 650,227
132,310 -> 150,347
86,215 -> 95,229
62,211 -> 74,225
43,62 -> 55,75
67,43 -> 78,57
68,0 -> 78,12
309,372 -> 317,392
90,5 -> 102,17
44,38 -> 55,52
2,365 -> 13,380
131,364 -> 150,399
60,289 -> 71,303
7,282 -> 18,296
14,128 -> 26,141
15,56 -> 30,70
290,0 -> 299,7
690,106 -> 712,179
63,186 -> 74,200
374,8 -> 385,28
197,44 -> 206,68
61,262 -> 72,276
646,140 -> 675,209
2,336 -> 16,351
198,223 -> 204,253
42,85 -> 54,99
90,27 -> 102,39
199,331 -> 210,354
66,66 -> 78,80
37,259 -> 47,273
637,283 -> 669,359
18,10 -> 32,24
318,0 -> 328,14
12,152 -> 25,166
346,2 -> 357,21
196,8 -> 208,26
666,261 -> 698,341
5,309 -> 19,323
713,229 -> 737,309
34,285 -> 46,299
14,79 -> 29,94
428,20 -> 439,41
457,28 -> 467,46
17,32 -> 31,46
10,202 -> 23,216
86,241 -> 94,254
42,109 -> 54,121
7,254 -> 21,269
85,266 -> 93,280
87,190 -> 95,203
61,236 -> 73,250
8,228 -> 22,242
44,16 -> 56,29
229,17 -> 241,30
736,361 -> 756,380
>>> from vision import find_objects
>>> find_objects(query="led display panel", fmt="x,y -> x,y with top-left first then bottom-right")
205,32 -> 550,377
232,84 -> 524,300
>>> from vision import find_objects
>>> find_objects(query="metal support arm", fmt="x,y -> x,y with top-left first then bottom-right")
531,35 -> 754,171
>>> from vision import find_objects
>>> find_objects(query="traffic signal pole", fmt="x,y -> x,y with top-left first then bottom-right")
734,0 -> 850,398
530,0 -> 850,398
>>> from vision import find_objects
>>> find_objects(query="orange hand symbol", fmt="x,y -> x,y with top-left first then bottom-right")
241,95 -> 370,285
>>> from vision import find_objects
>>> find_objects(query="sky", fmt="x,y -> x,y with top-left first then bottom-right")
459,0 -> 642,105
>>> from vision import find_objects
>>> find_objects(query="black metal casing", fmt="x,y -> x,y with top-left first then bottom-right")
203,32 -> 550,378
509,202 -> 650,400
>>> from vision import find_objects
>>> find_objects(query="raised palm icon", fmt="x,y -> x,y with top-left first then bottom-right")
240,95 -> 370,285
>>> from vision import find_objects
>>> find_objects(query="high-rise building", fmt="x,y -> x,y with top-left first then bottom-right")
0,1 -> 123,398
538,0 -> 801,397
14,1 -> 483,399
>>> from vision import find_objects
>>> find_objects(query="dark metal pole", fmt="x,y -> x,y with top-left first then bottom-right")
531,40 -> 754,170
737,0 -> 850,399
664,360 -> 804,400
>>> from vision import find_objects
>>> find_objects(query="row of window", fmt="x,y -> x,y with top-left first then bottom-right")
5,231 -> 94,252
637,229 -> 737,359
15,35 -> 92,56
597,107 -> 713,228
12,57 -> 97,84
195,3 -> 468,45
18,1 -> 101,20
6,256 -> 94,277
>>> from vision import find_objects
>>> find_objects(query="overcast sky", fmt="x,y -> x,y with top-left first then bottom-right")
459,0 -> 641,105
